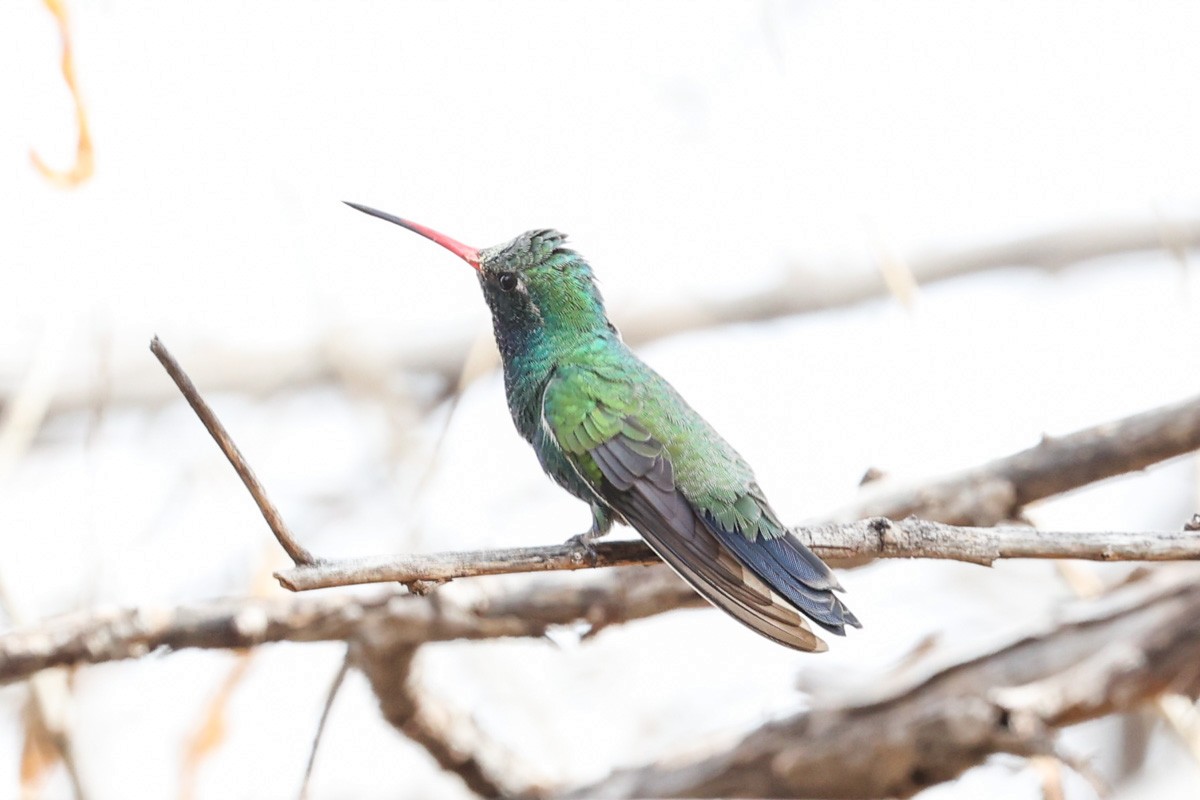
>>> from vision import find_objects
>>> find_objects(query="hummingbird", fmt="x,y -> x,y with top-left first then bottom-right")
346,203 -> 860,651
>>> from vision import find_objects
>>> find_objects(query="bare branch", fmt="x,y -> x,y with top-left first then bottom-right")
611,217 -> 1200,351
150,336 -> 316,566
150,335 -> 542,795
271,392 -> 1200,590
834,392 -> 1200,527
10,369 -> 1200,792
351,636 -> 528,798
0,318 -> 90,800
299,649 -> 350,800
138,338 -> 1200,798
0,569 -> 699,686
277,540 -> 656,591
567,567 -> 1200,799
275,518 -> 1200,591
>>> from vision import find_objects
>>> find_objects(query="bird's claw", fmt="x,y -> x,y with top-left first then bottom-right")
564,531 -> 600,557
564,505 -> 613,560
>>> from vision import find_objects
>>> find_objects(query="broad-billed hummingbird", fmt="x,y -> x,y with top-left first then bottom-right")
346,203 -> 860,651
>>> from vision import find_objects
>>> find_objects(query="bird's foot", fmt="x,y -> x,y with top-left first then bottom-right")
564,529 -> 602,556
563,505 -> 613,556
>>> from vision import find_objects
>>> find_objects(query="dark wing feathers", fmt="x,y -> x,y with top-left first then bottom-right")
542,368 -> 857,652
589,443 -> 637,490
609,456 -> 827,652
590,432 -> 854,651
592,423 -> 674,492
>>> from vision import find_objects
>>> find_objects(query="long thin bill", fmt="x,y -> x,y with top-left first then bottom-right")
344,202 -> 480,269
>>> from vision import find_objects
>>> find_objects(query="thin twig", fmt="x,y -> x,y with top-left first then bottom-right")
151,337 -> 521,796
150,336 -> 316,566
299,648 -> 350,800
275,519 -> 1200,591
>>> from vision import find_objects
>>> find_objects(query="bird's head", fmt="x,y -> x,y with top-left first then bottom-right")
345,202 -> 609,344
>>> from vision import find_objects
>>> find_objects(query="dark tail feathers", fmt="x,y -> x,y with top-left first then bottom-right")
711,522 -> 860,635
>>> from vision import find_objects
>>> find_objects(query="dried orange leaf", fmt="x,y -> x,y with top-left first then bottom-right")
18,700 -> 60,797
30,0 -> 94,188
179,654 -> 254,800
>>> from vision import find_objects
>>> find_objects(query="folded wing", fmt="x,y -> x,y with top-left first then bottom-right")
542,367 -> 858,652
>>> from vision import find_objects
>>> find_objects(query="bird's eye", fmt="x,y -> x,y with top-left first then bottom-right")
497,272 -> 518,292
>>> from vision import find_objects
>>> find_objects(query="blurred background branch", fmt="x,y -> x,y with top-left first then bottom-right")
10,215 -> 1200,417
2,376 -> 1199,797
569,566 -> 1200,799
0,319 -> 88,799
0,570 -> 700,686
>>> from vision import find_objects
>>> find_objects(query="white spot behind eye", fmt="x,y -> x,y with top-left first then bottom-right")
525,286 -> 543,323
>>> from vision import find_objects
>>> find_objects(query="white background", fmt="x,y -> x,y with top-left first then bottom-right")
2,2 -> 1199,798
